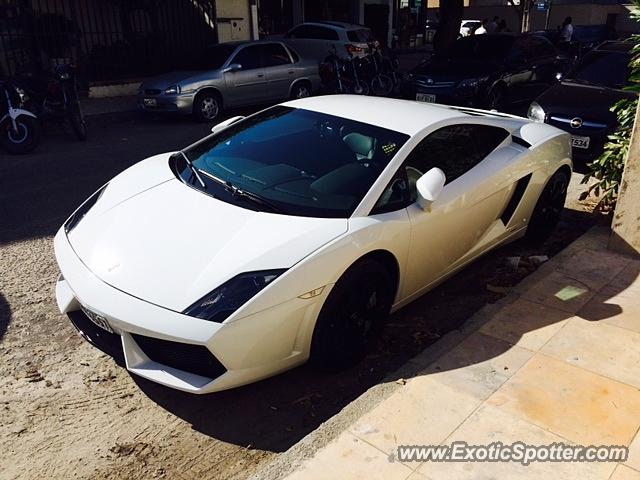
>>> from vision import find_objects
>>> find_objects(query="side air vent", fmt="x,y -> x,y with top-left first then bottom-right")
500,173 -> 532,225
511,135 -> 531,148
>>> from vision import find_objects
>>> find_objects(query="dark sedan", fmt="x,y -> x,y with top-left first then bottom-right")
401,33 -> 567,111
528,41 -> 635,160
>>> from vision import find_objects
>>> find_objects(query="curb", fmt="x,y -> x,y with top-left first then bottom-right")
251,226 -> 612,480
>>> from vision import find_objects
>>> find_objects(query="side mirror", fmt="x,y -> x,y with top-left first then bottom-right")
211,115 -> 245,133
222,63 -> 242,73
416,167 -> 446,211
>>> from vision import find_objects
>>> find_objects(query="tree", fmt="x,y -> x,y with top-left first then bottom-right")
433,0 -> 464,55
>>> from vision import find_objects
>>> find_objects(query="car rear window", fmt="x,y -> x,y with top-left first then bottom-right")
347,29 -> 372,43
287,25 -> 339,40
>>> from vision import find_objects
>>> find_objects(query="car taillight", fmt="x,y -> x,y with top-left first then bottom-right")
346,44 -> 365,55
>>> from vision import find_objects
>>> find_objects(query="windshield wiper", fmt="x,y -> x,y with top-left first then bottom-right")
196,169 -> 284,214
178,151 -> 206,188
225,182 -> 284,214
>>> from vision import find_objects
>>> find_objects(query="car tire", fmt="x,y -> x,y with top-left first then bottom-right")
290,82 -> 311,99
193,91 -> 222,122
526,169 -> 569,242
309,258 -> 394,372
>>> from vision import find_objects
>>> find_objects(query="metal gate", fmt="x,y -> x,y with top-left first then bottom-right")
0,0 -> 218,84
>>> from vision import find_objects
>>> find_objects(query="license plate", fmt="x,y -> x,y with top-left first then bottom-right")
143,98 -> 157,107
81,306 -> 114,333
416,93 -> 436,103
571,135 -> 590,149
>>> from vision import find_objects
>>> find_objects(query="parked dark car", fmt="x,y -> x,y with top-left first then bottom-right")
401,34 -> 567,111
528,41 -> 635,160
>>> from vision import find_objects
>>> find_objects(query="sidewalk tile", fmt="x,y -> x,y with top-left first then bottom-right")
521,271 -> 595,314
420,332 -> 533,401
349,377 -> 480,456
479,298 -> 569,351
556,249 -> 630,292
285,432 -> 412,480
540,318 -> 640,389
599,261 -> 640,298
610,465 -> 640,480
578,293 -> 640,334
487,354 -> 640,446
416,404 -> 615,480
628,431 -> 640,472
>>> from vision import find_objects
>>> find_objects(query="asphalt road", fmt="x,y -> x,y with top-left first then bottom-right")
0,109 -> 606,480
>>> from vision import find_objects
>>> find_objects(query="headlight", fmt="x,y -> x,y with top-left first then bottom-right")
183,269 -> 286,322
165,85 -> 181,95
457,76 -> 489,89
527,102 -> 545,123
65,184 -> 108,234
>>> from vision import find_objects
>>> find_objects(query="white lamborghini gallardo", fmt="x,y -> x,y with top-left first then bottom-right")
54,96 -> 571,393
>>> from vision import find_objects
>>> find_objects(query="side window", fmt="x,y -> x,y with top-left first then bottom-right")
286,26 -> 308,39
232,46 -> 262,70
315,26 -> 339,40
286,45 -> 300,63
404,124 -> 509,200
371,169 -> 410,215
263,44 -> 291,67
532,37 -> 556,57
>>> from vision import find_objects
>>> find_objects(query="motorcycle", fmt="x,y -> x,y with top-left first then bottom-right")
0,79 -> 41,154
17,64 -> 87,141
320,47 -> 369,95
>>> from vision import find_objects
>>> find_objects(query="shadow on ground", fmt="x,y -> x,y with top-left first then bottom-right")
0,292 -> 10,343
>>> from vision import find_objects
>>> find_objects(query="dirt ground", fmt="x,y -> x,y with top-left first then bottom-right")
0,111 -> 606,480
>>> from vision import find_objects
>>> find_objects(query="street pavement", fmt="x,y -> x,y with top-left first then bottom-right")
265,227 -> 640,480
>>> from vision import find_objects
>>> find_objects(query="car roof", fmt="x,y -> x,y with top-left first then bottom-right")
296,21 -> 369,31
281,95 -> 508,136
594,40 -> 633,53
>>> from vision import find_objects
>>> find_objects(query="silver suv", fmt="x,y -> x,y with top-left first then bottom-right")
284,21 -> 373,60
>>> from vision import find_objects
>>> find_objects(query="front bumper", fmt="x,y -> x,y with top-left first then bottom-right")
136,92 -> 194,115
54,229 -> 330,393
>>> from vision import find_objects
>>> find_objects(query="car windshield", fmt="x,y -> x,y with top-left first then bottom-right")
448,36 -> 515,60
566,51 -> 630,89
195,44 -> 238,70
176,106 -> 409,218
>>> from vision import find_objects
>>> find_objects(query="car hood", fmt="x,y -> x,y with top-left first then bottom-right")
66,154 -> 348,312
141,71 -> 204,89
536,81 -> 636,121
412,59 -> 498,81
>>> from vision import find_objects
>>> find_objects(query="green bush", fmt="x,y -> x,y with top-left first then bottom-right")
581,1 -> 640,210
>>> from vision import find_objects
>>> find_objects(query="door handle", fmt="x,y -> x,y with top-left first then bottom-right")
288,70 -> 294,75
257,73 -> 264,78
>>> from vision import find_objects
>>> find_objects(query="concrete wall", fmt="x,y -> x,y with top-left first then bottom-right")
217,1 -> 252,42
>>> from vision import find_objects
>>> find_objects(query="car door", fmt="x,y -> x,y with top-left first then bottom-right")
224,44 -> 267,107
399,124 -> 511,299
262,43 -> 295,100
528,36 -> 560,84
503,38 -> 535,102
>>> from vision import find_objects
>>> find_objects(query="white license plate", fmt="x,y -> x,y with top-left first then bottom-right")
81,306 -> 114,333
143,98 -> 157,107
416,93 -> 436,103
571,135 -> 590,149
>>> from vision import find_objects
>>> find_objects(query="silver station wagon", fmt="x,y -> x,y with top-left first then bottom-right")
138,41 -> 321,122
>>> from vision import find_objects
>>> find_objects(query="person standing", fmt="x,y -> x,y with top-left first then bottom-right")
559,16 -> 573,43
